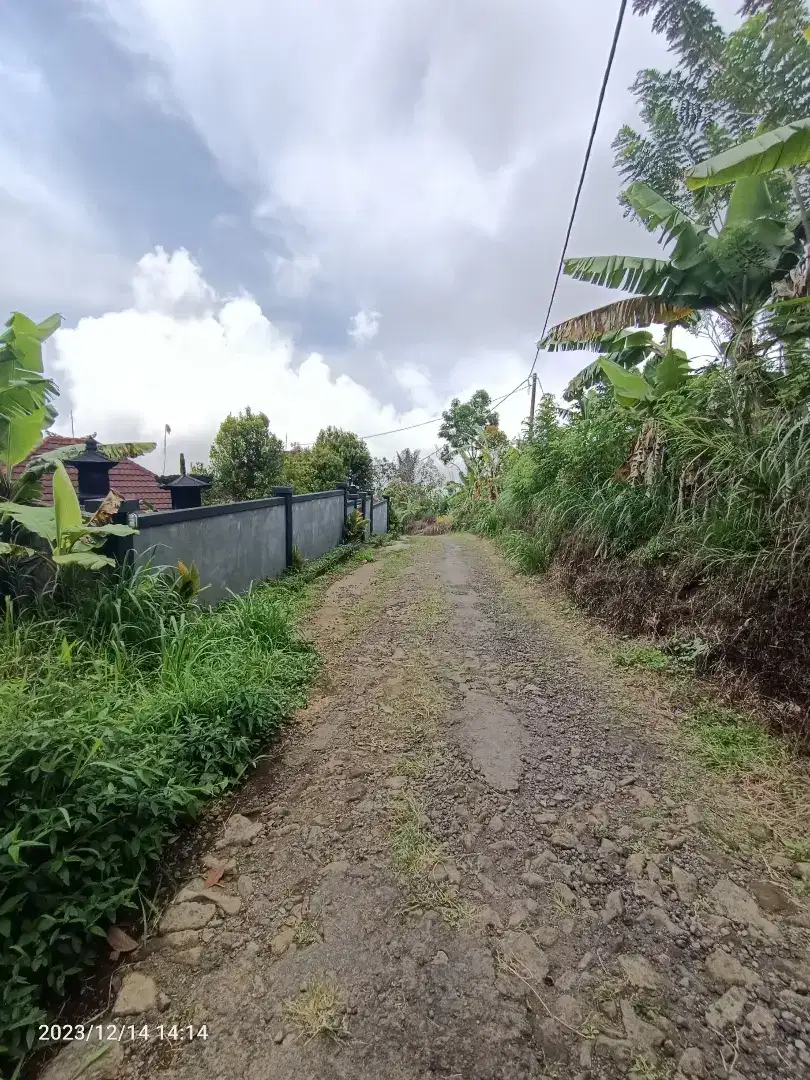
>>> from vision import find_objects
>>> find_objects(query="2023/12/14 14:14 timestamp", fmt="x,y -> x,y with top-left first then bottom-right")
39,1024 -> 210,1042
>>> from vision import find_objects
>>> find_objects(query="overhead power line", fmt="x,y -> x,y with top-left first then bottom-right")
296,376 -> 530,447
530,0 -> 629,378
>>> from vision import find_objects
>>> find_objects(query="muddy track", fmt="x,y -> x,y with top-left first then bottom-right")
43,536 -> 810,1080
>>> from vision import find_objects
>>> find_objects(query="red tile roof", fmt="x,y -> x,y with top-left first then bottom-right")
13,435 -> 173,511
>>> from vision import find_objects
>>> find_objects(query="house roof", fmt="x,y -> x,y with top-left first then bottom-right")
13,435 -> 173,511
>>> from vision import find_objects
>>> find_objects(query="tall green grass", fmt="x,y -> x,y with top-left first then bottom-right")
0,560 -> 330,1070
462,375 -> 810,588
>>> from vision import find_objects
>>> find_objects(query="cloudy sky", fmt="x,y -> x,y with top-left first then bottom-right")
2,0 -> 740,471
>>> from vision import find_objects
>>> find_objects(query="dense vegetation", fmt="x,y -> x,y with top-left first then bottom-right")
203,410 -> 375,499
0,544 -> 365,1069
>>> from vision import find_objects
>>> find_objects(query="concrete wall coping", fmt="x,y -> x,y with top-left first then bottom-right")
133,496 -> 285,528
291,490 -> 343,504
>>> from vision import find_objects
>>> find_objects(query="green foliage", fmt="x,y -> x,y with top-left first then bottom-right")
614,643 -> 672,670
683,703 -> 787,771
282,443 -> 346,494
438,390 -> 499,467
313,427 -> 373,490
687,118 -> 810,189
0,312 -> 61,503
0,565 -> 319,1069
209,407 -> 284,502
287,546 -> 306,574
616,1 -> 810,222
0,461 -> 136,570
462,341 -> 810,587
343,507 -> 368,543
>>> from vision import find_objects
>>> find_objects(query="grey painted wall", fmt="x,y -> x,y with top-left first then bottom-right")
131,499 -> 287,605
371,500 -> 388,535
128,487 -> 387,606
291,492 -> 344,560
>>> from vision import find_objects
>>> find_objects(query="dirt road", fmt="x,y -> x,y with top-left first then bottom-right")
45,536 -> 810,1080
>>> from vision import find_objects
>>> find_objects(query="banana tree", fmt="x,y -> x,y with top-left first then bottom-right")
543,178 -> 801,371
543,324 -> 679,402
685,119 -> 810,296
0,460 -> 136,569
0,312 -> 60,495
0,311 -> 157,502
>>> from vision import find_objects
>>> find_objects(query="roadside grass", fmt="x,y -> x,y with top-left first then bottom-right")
283,977 -> 348,1042
389,794 -> 470,927
613,643 -> 672,671
0,542 -> 374,1073
398,746 -> 444,779
683,703 -> 789,773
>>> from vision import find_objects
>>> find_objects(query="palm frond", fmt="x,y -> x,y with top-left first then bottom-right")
542,297 -> 692,346
625,182 -> 705,246
563,255 -> 676,294
686,119 -> 810,190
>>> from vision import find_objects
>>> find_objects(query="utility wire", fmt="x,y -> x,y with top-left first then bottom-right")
296,376 -> 530,447
530,0 -> 629,378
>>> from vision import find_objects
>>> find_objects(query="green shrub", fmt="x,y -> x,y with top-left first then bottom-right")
0,572 -> 318,1068
344,508 -> 367,543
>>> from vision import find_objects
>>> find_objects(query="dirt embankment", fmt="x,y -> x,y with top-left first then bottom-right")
551,536 -> 810,735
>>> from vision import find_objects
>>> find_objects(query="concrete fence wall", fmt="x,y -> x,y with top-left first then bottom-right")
126,486 -> 388,605
291,491 -> 344,561
371,499 -> 388,535
130,498 -> 288,605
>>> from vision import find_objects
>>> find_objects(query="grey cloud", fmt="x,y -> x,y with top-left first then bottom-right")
10,1 -> 744,441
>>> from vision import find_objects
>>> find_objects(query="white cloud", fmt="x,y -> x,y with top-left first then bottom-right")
132,247 -> 215,314
348,309 -> 381,345
51,247 -> 534,471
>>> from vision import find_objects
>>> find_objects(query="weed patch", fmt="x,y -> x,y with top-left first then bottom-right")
683,704 -> 788,773
283,977 -> 348,1042
614,643 -> 672,671
389,795 -> 469,926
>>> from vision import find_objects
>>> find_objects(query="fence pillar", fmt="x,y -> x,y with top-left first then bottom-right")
336,482 -> 349,529
273,486 -> 294,568
369,494 -> 375,534
362,492 -> 372,540
384,494 -> 391,533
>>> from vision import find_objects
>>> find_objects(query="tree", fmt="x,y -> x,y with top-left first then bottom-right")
393,448 -> 421,484
313,427 -> 373,490
614,1 -> 810,223
438,390 -> 499,467
282,443 -> 346,493
372,456 -> 397,490
373,448 -> 443,490
209,407 -> 284,502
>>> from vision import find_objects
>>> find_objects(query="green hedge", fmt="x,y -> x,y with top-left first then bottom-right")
0,577 -> 319,1069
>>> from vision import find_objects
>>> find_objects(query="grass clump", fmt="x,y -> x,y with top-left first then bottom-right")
389,794 -> 469,926
283,977 -> 348,1042
293,915 -> 322,947
614,643 -> 672,671
0,563 -> 321,1070
683,703 -> 788,773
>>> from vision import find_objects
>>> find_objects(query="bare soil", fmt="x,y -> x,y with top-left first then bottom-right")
41,535 -> 810,1080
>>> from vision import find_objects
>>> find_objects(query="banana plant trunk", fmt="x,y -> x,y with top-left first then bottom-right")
627,417 -> 665,488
